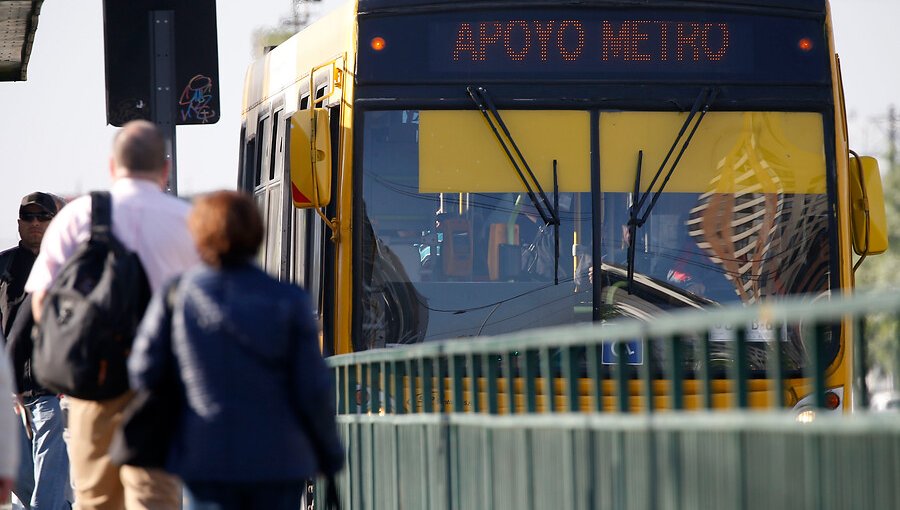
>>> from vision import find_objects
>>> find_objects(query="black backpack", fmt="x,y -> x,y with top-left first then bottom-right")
34,191 -> 151,400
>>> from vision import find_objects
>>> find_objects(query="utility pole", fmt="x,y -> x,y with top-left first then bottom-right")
150,10 -> 178,195
281,0 -> 322,32
291,0 -> 309,28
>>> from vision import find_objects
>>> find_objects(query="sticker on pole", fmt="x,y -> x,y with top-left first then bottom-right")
602,340 -> 644,365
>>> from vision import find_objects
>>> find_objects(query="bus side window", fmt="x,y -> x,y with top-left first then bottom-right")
292,207 -> 309,288
298,207 -> 325,319
246,138 -> 257,190
266,110 -> 289,280
269,110 -> 282,182
237,124 -> 252,192
254,193 -> 268,268
300,95 -> 310,111
254,109 -> 287,277
254,116 -> 267,188
265,181 -> 283,275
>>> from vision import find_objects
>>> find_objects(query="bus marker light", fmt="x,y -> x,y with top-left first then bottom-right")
798,38 -> 814,51
371,37 -> 386,51
825,391 -> 841,410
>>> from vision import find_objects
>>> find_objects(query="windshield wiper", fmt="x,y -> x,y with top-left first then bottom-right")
626,151 -> 643,291
626,87 -> 718,292
553,160 -> 560,285
467,86 -> 559,228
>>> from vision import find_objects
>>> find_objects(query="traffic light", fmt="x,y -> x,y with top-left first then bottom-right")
102,0 -> 220,126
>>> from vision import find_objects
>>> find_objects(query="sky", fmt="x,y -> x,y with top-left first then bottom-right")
0,0 -> 896,248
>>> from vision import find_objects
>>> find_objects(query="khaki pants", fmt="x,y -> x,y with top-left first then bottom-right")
67,393 -> 181,510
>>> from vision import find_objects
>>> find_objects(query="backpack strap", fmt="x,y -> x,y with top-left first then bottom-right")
90,191 -> 112,244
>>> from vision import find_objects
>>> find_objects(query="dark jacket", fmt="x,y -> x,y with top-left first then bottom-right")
1,245 -> 49,397
6,294 -> 50,397
128,263 -> 344,482
0,244 -> 36,337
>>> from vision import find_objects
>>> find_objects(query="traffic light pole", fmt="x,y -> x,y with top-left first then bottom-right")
150,10 -> 178,195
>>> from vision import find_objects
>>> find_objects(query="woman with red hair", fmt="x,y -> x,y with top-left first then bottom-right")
128,191 -> 343,509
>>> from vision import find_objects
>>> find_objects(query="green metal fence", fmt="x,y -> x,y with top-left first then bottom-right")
323,291 -> 900,508
332,413 -> 900,510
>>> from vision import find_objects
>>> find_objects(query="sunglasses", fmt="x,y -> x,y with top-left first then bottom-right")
20,212 -> 54,222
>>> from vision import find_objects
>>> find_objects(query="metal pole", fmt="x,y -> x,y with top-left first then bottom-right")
150,10 -> 178,195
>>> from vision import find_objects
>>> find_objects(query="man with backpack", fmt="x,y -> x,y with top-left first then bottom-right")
26,120 -> 199,510
1,191 -> 73,509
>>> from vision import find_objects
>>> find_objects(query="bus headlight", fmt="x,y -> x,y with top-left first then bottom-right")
796,409 -> 817,423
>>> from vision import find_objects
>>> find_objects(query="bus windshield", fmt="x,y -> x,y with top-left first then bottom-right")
358,108 -> 833,371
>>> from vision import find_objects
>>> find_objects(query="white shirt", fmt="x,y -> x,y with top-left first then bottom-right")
26,177 -> 200,294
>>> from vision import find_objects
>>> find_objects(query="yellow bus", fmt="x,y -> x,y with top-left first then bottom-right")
238,0 -> 887,411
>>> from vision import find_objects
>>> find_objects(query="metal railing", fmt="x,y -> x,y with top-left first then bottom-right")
329,291 -> 900,415
323,291 -> 900,509
331,412 -> 900,510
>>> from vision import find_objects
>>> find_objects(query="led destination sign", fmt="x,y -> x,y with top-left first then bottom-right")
439,16 -> 746,75
357,10 -> 828,84
450,20 -> 731,65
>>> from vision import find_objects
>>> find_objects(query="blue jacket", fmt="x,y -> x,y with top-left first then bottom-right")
128,263 -> 344,482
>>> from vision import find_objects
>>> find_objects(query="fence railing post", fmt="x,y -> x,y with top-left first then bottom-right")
422,356 -> 434,413
370,362 -> 381,415
767,325 -> 786,409
406,359 -> 417,413
616,340 -> 629,413
486,353 -> 499,415
436,354 -> 447,414
641,337 -> 654,413
668,334 -> 684,411
382,361 -> 391,414
524,349 -> 538,414
469,353 -> 481,413
853,316 -> 869,409
698,331 -> 713,410
394,361 -> 406,415
348,364 -> 358,414
809,324 -> 828,409
451,354 -> 465,413
563,345 -> 579,412
588,344 -> 604,412
336,365 -> 345,414
360,364 -> 370,414
505,351 -> 517,414
540,347 -> 555,413
735,327 -> 749,409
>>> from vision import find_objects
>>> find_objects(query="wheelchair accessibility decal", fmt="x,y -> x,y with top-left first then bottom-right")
601,340 -> 644,365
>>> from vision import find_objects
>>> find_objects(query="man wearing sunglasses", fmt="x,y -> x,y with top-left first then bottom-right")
1,191 -> 73,509
1,192 -> 60,336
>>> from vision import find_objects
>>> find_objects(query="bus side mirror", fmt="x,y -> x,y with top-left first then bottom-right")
849,155 -> 888,255
289,108 -> 332,208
